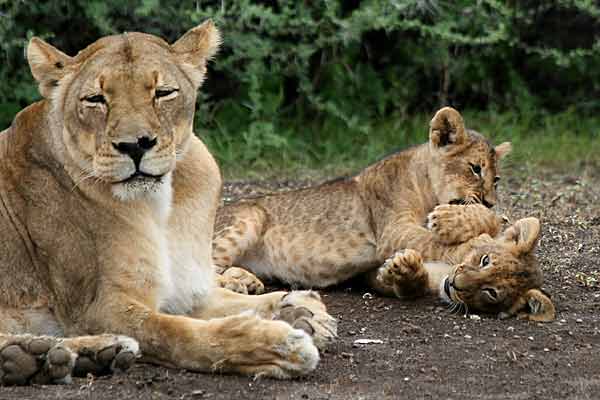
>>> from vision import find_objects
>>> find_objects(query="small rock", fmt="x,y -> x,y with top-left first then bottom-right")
544,348 -> 550,352
403,377 -> 410,382
576,318 -> 583,323
528,336 -> 534,341
464,335 -> 472,339
353,339 -> 384,347
191,389 -> 205,397
507,326 -> 515,331
362,292 -> 373,300
469,314 -> 481,321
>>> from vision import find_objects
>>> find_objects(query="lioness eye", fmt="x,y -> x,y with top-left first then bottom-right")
469,163 -> 482,176
482,288 -> 498,301
83,94 -> 106,104
480,254 -> 490,267
155,88 -> 179,99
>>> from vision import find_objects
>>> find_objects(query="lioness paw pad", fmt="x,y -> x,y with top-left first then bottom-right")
0,337 -> 76,385
276,291 -> 337,350
71,335 -> 139,377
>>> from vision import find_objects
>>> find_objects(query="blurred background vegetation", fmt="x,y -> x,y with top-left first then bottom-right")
1,0 -> 599,178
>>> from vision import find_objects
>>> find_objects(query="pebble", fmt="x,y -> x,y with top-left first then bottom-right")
576,318 -> 583,323
507,326 -> 515,331
528,336 -> 534,341
464,335 -> 472,339
469,315 -> 481,321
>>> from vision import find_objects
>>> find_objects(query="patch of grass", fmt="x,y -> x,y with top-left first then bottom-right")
201,110 -> 600,180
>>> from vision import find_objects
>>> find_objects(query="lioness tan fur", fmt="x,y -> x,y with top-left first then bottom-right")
213,108 -> 554,320
0,21 -> 336,385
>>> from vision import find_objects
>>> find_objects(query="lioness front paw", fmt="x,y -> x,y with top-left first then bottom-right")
217,267 -> 265,295
377,249 -> 429,299
211,315 -> 319,379
66,335 -> 139,377
0,336 -> 76,385
275,291 -> 337,350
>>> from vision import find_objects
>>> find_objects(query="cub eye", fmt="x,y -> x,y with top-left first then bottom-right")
469,163 -> 482,176
83,94 -> 106,104
482,288 -> 498,301
479,254 -> 490,268
155,88 -> 179,100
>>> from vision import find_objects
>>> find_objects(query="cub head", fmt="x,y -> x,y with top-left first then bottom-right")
428,107 -> 512,208
26,21 -> 221,200
440,217 -> 556,322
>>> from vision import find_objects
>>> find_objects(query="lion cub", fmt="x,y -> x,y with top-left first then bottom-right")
211,108 -> 554,321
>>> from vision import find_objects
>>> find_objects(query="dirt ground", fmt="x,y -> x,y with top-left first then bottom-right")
3,167 -> 600,400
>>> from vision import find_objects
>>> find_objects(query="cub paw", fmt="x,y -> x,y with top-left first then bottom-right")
427,205 -> 473,244
275,291 -> 337,350
377,249 -> 428,299
0,336 -> 76,385
217,267 -> 265,295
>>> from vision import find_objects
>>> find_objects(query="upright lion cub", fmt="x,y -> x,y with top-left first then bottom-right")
213,108 -> 555,321
0,21 -> 335,385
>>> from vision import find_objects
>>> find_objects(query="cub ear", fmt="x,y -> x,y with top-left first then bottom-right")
495,142 -> 512,160
502,217 -> 541,255
499,288 -> 555,322
27,37 -> 74,98
171,20 -> 221,87
429,107 -> 467,149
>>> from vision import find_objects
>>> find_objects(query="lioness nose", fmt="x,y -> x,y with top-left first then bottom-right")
112,136 -> 157,168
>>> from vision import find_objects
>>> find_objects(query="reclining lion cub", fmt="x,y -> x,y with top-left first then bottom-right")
213,108 -> 555,321
0,21 -> 336,385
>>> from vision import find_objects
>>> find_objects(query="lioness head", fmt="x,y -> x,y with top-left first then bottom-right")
26,21 -> 220,200
440,217 -> 555,321
428,107 -> 512,208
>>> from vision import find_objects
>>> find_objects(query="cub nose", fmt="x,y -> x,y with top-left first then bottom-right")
112,136 -> 157,168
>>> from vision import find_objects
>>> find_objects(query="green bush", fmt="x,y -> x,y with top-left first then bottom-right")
1,1 -> 598,175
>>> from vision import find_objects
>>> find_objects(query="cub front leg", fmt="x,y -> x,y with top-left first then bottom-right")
371,249 -> 429,299
427,204 -> 503,245
213,204 -> 267,294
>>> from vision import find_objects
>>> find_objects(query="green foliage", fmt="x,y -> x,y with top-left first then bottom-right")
0,1 -> 598,177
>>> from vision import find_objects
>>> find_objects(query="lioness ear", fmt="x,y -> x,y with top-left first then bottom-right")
499,288 -> 555,322
171,20 -> 221,86
495,142 -> 512,160
429,107 -> 467,149
27,37 -> 74,98
502,217 -> 541,255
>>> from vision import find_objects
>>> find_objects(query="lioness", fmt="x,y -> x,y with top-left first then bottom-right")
213,108 -> 555,321
0,21 -> 336,385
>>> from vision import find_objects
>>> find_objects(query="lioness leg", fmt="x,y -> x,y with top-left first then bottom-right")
213,204 -> 267,294
191,288 -> 337,350
83,294 -> 319,379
